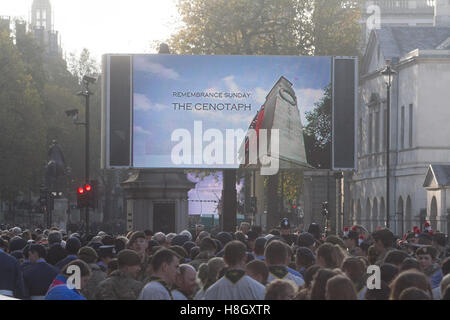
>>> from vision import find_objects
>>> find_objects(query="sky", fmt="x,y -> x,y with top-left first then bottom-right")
0,0 -> 179,62
132,55 -> 331,169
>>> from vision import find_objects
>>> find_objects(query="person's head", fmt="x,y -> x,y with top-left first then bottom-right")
128,231 -> 148,255
143,229 -> 153,241
195,231 -> 210,245
166,233 -> 177,246
246,259 -> 269,285
179,230 -> 192,242
61,259 -> 91,290
114,236 -> 128,253
325,275 -> 357,300
307,223 -> 322,240
341,257 -> 365,282
297,232 -> 316,251
343,230 -> 359,249
28,244 -> 46,263
415,246 -> 438,271
239,222 -> 250,235
380,263 -> 399,284
316,243 -> 346,269
418,232 -> 433,245
9,236 -> 27,252
197,257 -> 225,288
65,237 -> 81,255
295,247 -> 315,270
199,237 -> 217,256
390,270 -> 432,300
265,240 -> 289,266
151,249 -> 180,285
365,280 -> 390,300
440,274 -> 450,298
303,265 -> 321,289
265,279 -> 297,300
254,237 -> 267,257
175,264 -> 198,297
399,257 -> 421,272
48,231 -> 62,245
372,229 -> 395,252
223,241 -> 247,268
98,246 -> 116,264
383,250 -> 408,266
77,246 -> 98,264
216,232 -> 233,248
310,268 -> 337,300
325,235 -> 346,250
169,245 -> 188,263
117,249 -> 142,279
399,287 -> 431,300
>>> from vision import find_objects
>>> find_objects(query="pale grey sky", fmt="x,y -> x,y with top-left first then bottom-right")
1,0 -> 179,62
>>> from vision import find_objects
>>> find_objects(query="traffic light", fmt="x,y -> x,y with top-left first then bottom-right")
76,181 -> 98,209
77,186 -> 88,208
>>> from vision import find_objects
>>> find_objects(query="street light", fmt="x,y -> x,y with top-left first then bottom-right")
380,60 -> 397,230
75,74 -> 97,235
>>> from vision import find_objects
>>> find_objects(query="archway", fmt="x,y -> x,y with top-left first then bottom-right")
356,200 -> 362,225
430,196 -> 438,231
379,197 -> 386,228
405,196 -> 412,232
366,198 -> 371,231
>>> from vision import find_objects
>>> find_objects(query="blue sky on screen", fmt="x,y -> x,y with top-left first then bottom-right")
132,54 -> 331,168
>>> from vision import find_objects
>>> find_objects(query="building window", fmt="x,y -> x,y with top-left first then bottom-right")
409,104 -> 413,148
401,106 -> 405,149
368,113 -> 373,154
383,107 -> 387,150
375,111 -> 380,153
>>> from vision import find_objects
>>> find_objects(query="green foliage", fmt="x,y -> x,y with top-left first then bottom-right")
303,84 -> 331,168
0,31 -> 46,200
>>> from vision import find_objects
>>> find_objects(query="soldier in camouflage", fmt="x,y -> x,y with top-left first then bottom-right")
96,249 -> 144,300
78,246 -> 106,300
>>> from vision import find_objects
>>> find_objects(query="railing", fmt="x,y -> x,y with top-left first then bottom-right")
366,0 -> 435,13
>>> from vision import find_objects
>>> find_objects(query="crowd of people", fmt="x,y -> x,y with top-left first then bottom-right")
1,219 -> 449,300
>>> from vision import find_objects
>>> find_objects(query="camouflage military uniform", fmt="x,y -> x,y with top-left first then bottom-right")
82,263 -> 106,300
137,254 -> 152,283
96,270 -> 144,300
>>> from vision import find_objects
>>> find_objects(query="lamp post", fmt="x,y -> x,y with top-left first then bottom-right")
76,75 -> 96,236
381,60 -> 397,230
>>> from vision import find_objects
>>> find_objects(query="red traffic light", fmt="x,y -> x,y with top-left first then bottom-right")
85,184 -> 92,192
291,205 -> 297,208
77,187 -> 84,194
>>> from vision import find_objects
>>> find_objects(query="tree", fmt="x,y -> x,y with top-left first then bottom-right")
303,84 -> 331,168
312,0 -> 362,56
0,31 -> 46,202
168,0 -> 314,55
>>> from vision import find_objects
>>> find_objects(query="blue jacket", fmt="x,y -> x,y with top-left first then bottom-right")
23,260 -> 59,298
55,255 -> 78,271
45,275 -> 86,300
0,249 -> 25,299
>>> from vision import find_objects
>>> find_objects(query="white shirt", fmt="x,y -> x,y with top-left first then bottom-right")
266,266 -> 305,287
204,270 -> 265,300
139,281 -> 172,300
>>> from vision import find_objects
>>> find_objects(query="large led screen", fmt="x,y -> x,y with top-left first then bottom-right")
133,55 -> 329,169
102,55 -> 357,172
